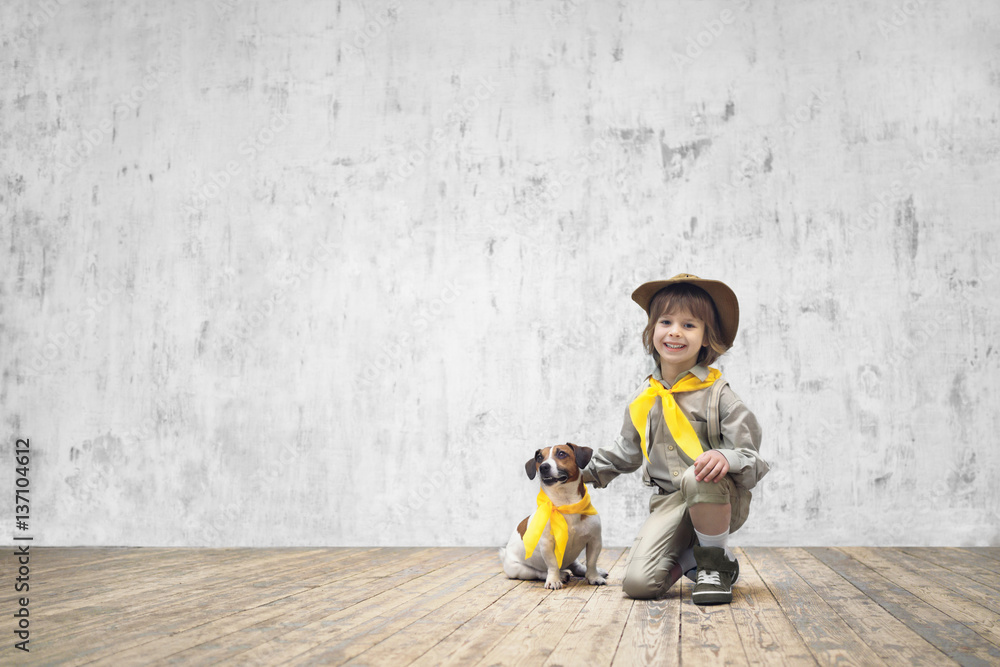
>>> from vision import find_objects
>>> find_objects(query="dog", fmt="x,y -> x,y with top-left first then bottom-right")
499,443 -> 607,589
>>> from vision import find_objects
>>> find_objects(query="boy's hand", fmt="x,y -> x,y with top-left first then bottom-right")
694,450 -> 730,483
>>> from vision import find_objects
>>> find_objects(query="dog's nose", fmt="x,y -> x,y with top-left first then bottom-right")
540,461 -> 553,476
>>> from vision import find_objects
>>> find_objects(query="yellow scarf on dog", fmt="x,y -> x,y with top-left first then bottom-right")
522,488 -> 598,568
629,367 -> 721,463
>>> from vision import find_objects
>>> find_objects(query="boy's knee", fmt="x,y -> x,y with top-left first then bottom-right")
679,466 -> 713,498
679,466 -> 733,505
622,554 -> 670,600
679,466 -> 700,490
622,570 -> 661,600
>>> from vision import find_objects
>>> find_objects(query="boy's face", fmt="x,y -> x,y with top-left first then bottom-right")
652,308 -> 707,373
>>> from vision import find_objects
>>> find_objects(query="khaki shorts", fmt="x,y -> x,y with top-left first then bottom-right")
621,466 -> 751,600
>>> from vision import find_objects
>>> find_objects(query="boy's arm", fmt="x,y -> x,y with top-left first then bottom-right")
582,404 -> 644,488
716,386 -> 769,490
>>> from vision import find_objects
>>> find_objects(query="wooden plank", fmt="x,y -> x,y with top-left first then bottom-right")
34,549 -> 393,663
407,579 -> 551,666
216,549 -> 494,665
19,549 -> 337,655
742,547 -> 886,666
31,547 -> 382,651
18,546 -> 1000,667
472,551 -> 620,667
4,548 -> 226,600
27,548 -> 322,612
28,546 -> 186,569
540,548 -> 630,667
727,547 -> 816,665
807,547 -> 1000,666
962,548 -> 1000,564
18,547 -> 191,577
679,574 -> 750,665
284,551 -> 504,665
885,548 -> 1000,613
779,548 -> 956,666
610,550 -> 680,667
612,597 -> 680,667
472,588 -> 591,666
32,547 -> 258,588
36,548 -> 358,617
345,549 -> 624,667
842,548 -> 1000,646
901,548 -> 1000,592
955,548 -> 1000,574
102,548 -> 481,666
40,548 -> 460,665
343,571 -> 523,666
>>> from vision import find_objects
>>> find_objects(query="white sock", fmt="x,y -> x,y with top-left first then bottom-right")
694,527 -> 735,561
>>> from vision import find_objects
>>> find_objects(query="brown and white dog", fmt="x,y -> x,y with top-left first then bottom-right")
499,443 -> 607,589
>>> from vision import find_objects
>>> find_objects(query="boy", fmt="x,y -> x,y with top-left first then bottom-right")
582,274 -> 769,603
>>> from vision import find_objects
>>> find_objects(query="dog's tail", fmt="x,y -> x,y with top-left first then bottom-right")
497,547 -> 506,565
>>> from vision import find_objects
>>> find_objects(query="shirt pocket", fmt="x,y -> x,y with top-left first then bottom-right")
686,417 -> 711,450
650,414 -> 710,467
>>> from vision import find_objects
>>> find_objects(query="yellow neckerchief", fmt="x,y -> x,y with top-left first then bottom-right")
629,367 -> 721,463
522,487 -> 598,568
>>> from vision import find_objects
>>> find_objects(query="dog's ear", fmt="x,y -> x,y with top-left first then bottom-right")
525,450 -> 540,480
569,443 -> 593,470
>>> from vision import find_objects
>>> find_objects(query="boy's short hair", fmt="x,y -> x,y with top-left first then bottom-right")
641,284 -> 730,366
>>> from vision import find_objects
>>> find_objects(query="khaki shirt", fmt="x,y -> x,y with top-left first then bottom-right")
582,364 -> 769,493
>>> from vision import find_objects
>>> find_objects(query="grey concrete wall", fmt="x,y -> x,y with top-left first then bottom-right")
2,0 -> 998,547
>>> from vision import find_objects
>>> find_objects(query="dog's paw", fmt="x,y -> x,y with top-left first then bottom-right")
588,575 -> 607,586
597,567 -> 609,578
544,576 -> 564,590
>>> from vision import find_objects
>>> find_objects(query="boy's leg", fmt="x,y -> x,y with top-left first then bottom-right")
679,466 -> 740,538
679,467 -> 740,605
689,503 -> 732,549
621,491 -> 694,600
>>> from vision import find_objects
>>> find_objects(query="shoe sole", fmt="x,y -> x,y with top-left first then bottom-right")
692,591 -> 733,605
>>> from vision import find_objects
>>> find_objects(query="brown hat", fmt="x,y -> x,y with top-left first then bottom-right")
631,273 -> 740,347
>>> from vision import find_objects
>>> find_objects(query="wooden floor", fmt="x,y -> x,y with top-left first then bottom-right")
4,546 -> 1000,666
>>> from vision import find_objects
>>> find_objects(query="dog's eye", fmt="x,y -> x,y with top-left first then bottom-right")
556,449 -> 567,458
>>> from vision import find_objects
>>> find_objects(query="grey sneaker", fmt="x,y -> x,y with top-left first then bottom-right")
692,546 -> 739,605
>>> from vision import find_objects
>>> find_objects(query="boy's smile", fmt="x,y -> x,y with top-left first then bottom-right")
653,309 -> 707,381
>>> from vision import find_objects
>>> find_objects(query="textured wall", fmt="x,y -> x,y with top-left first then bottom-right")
2,0 -> 998,547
